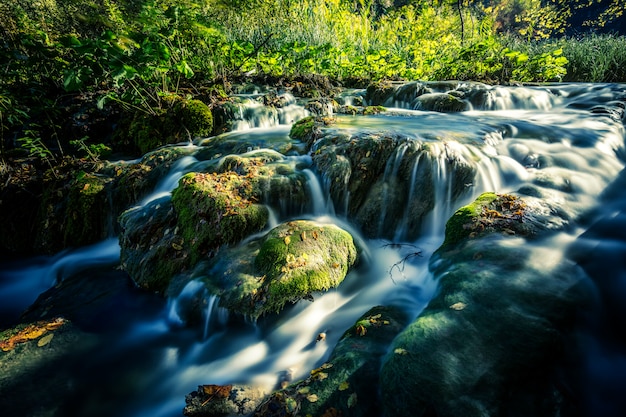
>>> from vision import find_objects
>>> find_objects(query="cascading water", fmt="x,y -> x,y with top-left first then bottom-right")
1,82 -> 626,417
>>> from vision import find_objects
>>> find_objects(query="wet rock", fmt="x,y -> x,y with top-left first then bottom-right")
379,193 -> 590,417
312,132 -> 475,240
193,220 -> 358,319
0,317 -> 98,416
172,171 -> 268,264
184,384 -> 267,417
34,164 -> 112,253
414,92 -> 468,112
119,154 -> 314,294
119,197 -> 185,293
253,306 -> 408,417
364,80 -> 397,105
439,192 -> 572,251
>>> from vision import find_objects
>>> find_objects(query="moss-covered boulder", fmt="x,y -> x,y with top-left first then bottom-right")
194,220 -> 358,319
35,167 -> 112,252
172,171 -> 269,265
119,168 -> 270,293
253,306 -> 407,417
119,154 -> 313,294
114,97 -> 213,155
379,193 -> 590,417
364,80 -> 397,106
440,191 -> 572,251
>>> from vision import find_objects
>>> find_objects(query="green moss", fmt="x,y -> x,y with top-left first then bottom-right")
289,116 -> 315,141
114,97 -> 213,155
171,98 -> 213,139
442,192 -> 497,247
363,105 -> 386,115
63,172 -> 109,247
196,220 -> 358,318
254,221 -> 357,315
172,172 -> 269,265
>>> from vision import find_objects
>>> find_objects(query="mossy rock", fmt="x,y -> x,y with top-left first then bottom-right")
380,188 -> 590,417
34,168 -> 112,252
440,192 -> 570,252
253,306 -> 408,417
380,234 -> 590,417
441,192 -> 526,249
118,197 -> 187,293
289,116 -> 317,142
364,81 -> 396,106
114,97 -> 213,155
171,171 -> 269,266
414,92 -> 468,112
196,220 -> 358,319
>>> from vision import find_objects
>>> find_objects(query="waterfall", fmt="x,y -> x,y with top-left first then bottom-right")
232,93 -> 309,131
2,82 -> 626,417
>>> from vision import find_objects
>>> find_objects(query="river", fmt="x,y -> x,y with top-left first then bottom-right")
1,81 -> 625,416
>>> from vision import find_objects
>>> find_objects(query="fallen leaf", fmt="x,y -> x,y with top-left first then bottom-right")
300,231 -> 307,241
449,302 -> 467,311
347,393 -> 357,408
284,236 -> 291,245
355,324 -> 367,336
307,394 -> 319,403
201,384 -> 232,400
37,333 -> 54,347
338,381 -> 350,391
298,386 -> 310,394
394,348 -> 408,355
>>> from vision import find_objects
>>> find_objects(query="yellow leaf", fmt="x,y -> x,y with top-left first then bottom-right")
355,324 -> 367,336
307,394 -> 319,403
298,386 -> 310,394
300,231 -> 307,241
338,381 -> 350,391
449,302 -> 467,311
284,236 -> 291,245
37,333 -> 54,347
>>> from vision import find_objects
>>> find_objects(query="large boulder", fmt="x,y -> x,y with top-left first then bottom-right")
379,193 -> 590,417
193,220 -> 358,319
311,132 -> 475,239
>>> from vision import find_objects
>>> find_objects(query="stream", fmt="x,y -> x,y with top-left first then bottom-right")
1,82 -> 626,416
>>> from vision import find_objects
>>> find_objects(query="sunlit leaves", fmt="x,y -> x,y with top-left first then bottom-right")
0,317 -> 67,352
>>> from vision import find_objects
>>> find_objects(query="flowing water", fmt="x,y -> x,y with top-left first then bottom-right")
1,82 -> 626,416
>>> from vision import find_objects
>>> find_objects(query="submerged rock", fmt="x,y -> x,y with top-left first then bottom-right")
194,220 -> 358,319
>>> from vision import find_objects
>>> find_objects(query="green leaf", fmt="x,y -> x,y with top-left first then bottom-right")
176,60 -> 195,78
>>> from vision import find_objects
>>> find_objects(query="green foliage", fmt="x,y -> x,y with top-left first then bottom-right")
70,137 -> 112,162
17,127 -> 56,166
560,33 -> 626,83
